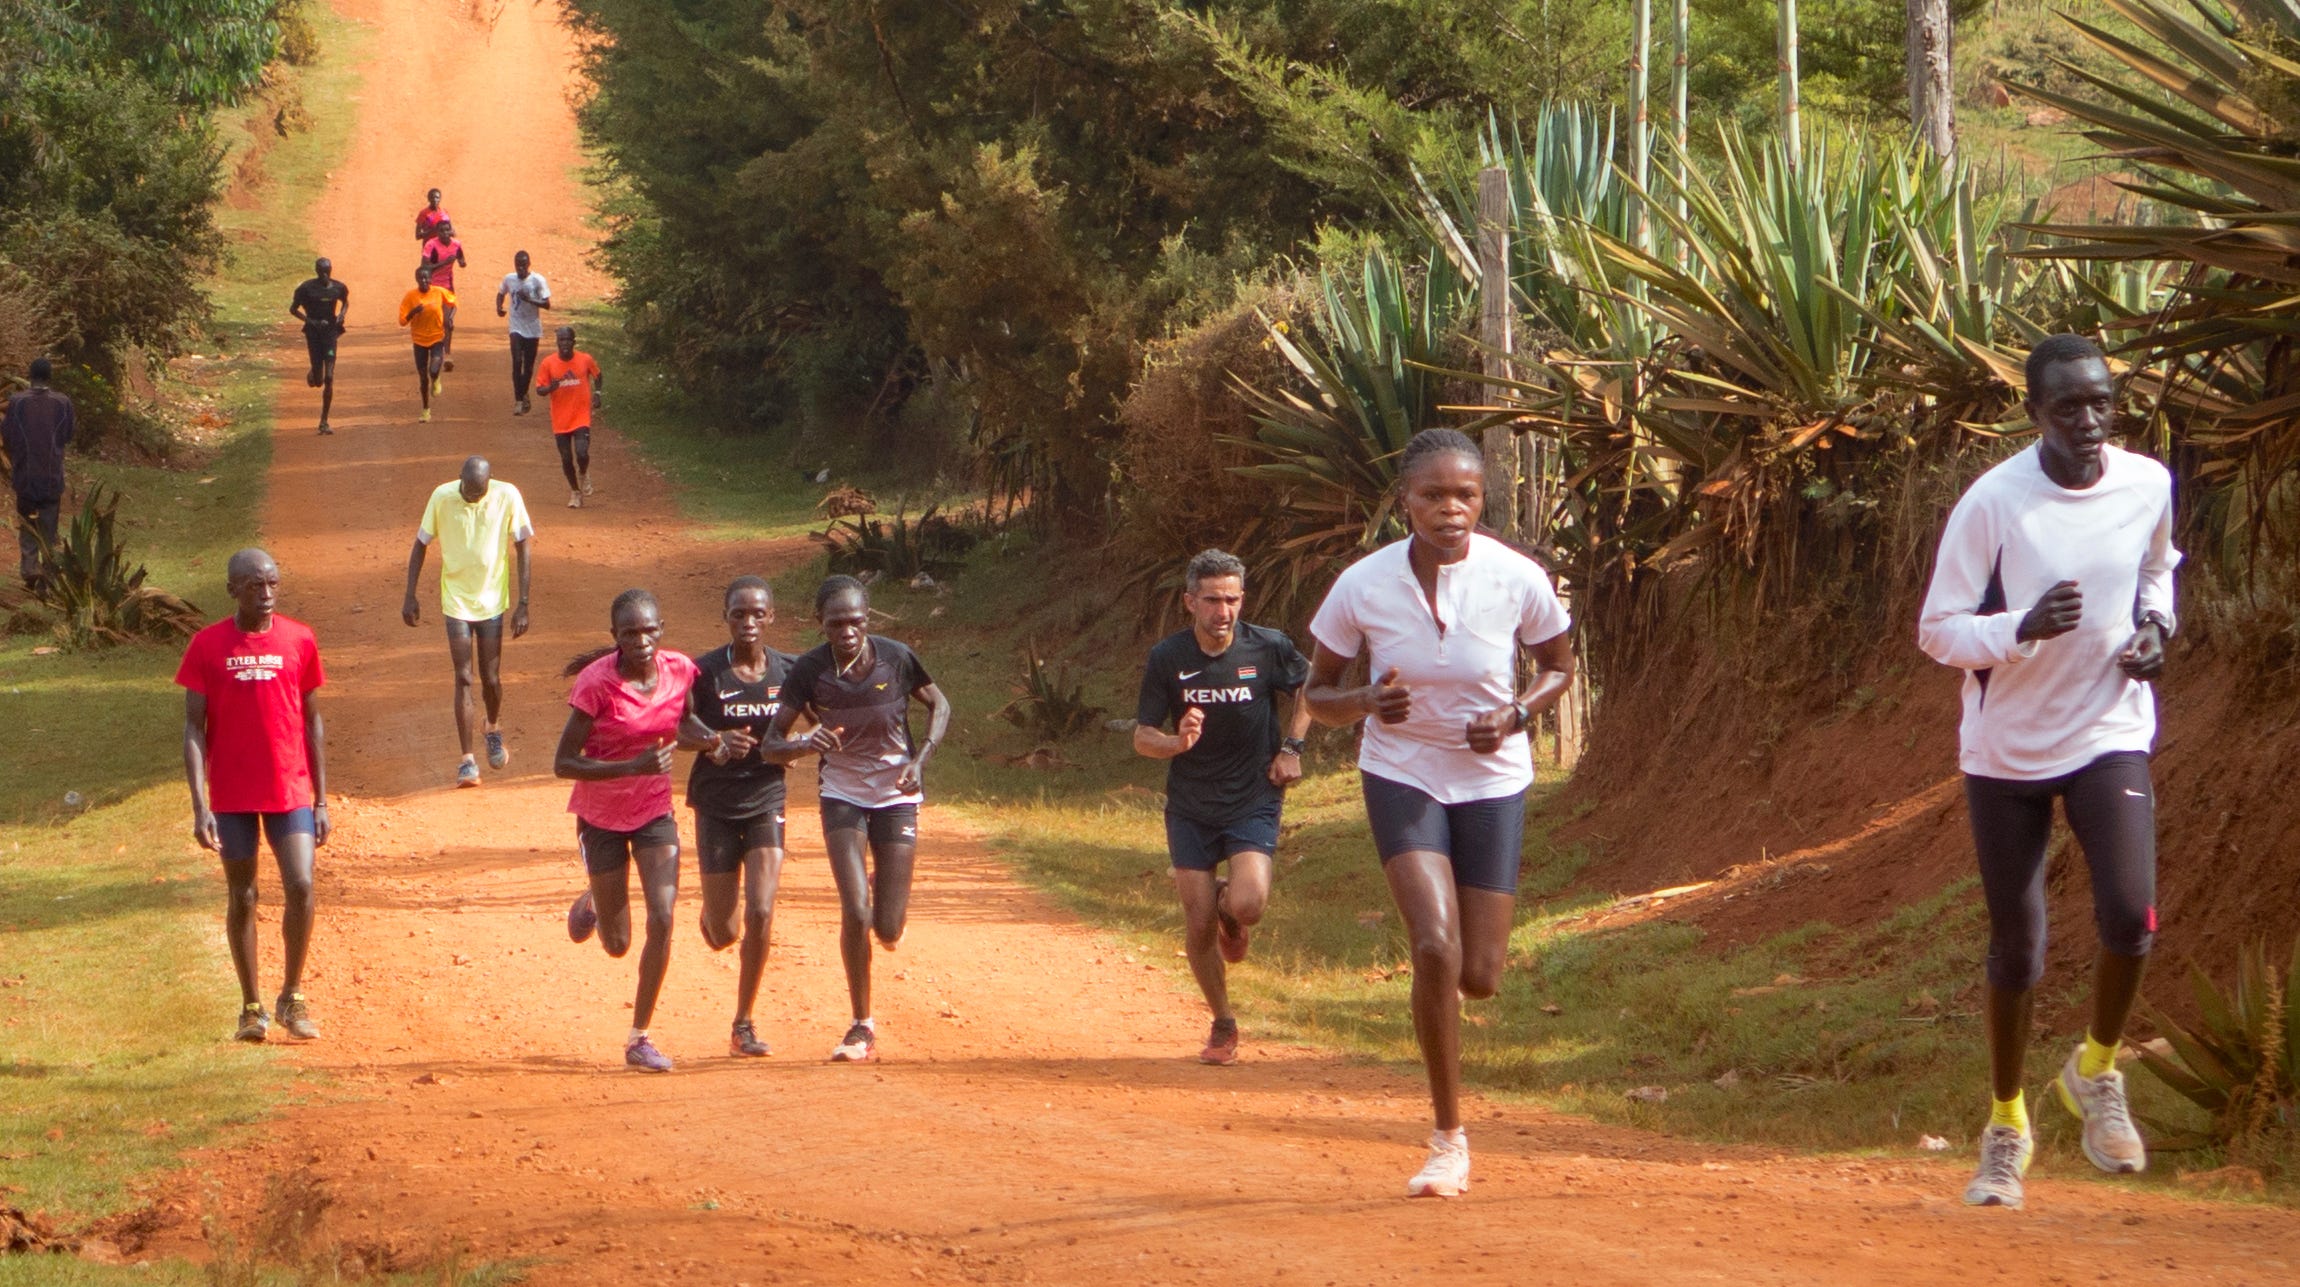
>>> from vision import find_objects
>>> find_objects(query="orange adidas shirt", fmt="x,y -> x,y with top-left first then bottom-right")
398,286 -> 456,347
532,351 -> 600,435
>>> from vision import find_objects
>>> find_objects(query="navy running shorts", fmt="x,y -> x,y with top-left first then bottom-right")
695,808 -> 785,876
1164,798 -> 1282,873
216,807 -> 316,863
579,814 -> 680,875
819,798 -> 918,851
1361,771 -> 1527,895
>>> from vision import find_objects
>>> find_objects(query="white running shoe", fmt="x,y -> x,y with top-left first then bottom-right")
829,1021 -> 877,1063
2056,1048 -> 2148,1174
1962,1124 -> 2034,1208
567,489 -> 582,509
1406,1128 -> 1470,1197
581,475 -> 594,498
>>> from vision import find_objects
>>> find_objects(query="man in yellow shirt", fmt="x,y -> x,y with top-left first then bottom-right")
397,265 -> 457,424
402,455 -> 533,787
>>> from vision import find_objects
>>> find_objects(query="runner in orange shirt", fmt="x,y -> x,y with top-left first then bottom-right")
398,265 -> 457,424
532,325 -> 604,508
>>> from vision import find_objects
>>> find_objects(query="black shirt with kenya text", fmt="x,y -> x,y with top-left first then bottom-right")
1136,622 -> 1308,825
685,643 -> 795,819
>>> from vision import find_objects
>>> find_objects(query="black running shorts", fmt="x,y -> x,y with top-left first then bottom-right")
412,341 -> 441,373
695,808 -> 785,876
1361,771 -> 1527,895
303,323 -> 338,371
1964,750 -> 2156,991
578,814 -> 680,875
819,798 -> 918,851
1164,798 -> 1282,873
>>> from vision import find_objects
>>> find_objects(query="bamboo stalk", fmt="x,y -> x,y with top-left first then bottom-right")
1630,0 -> 1653,252
1779,0 -> 1802,161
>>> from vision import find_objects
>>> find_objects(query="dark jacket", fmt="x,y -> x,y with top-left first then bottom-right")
2,385 -> 75,507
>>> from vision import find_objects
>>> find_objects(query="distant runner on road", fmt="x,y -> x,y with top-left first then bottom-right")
685,575 -> 810,1057
419,218 -> 468,373
763,575 -> 952,1064
496,250 -> 551,415
177,548 -> 330,1045
288,258 -> 349,435
553,589 -> 711,1073
401,455 -> 534,788
1133,548 -> 1310,1066
532,326 -> 603,508
1918,333 -> 2180,1211
414,188 -> 448,244
1304,427 -> 1576,1199
398,265 -> 455,423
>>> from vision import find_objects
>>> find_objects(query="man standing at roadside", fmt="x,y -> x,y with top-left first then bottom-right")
179,547 -> 329,1043
2,357 -> 76,591
403,455 -> 533,788
398,264 -> 455,422
532,325 -> 603,508
420,218 -> 469,374
1132,548 -> 1311,1066
289,258 -> 349,435
1919,333 -> 2180,1211
496,250 -> 551,415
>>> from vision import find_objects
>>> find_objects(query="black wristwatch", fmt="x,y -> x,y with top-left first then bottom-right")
1511,700 -> 1532,732
2139,609 -> 2173,639
1279,737 -> 1306,756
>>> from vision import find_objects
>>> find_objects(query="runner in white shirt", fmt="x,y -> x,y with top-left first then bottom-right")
496,251 -> 552,416
1304,428 -> 1576,1198
1918,333 -> 2178,1210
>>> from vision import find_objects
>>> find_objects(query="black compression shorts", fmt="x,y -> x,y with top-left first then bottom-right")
1965,750 -> 2156,991
819,798 -> 917,852
579,814 -> 680,875
1361,772 -> 1527,894
694,809 -> 786,876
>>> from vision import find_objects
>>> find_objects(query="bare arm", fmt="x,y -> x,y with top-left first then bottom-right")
896,681 -> 953,793
1266,687 -> 1315,787
1133,713 -> 1201,760
552,708 -> 669,781
511,536 -> 531,638
1466,630 -> 1577,754
183,691 -> 218,851
401,537 -> 428,626
304,694 -> 330,846
1304,645 -> 1408,726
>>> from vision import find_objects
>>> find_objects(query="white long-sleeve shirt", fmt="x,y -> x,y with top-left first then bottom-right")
1917,443 -> 2179,780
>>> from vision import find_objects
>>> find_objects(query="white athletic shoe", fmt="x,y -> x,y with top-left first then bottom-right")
2057,1049 -> 2148,1174
581,475 -> 594,497
1406,1128 -> 1470,1197
567,489 -> 582,509
1962,1124 -> 2034,1208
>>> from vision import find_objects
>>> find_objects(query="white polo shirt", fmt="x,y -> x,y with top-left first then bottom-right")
1308,533 -> 1572,802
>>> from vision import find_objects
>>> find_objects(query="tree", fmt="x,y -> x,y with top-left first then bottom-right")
1905,0 -> 1954,158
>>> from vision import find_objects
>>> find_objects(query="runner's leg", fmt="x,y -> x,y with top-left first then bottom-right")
318,348 -> 336,426
824,821 -> 873,1020
414,345 -> 432,409
555,433 -> 581,491
630,842 -> 680,1030
1966,772 -> 2057,1103
1172,868 -> 1230,1019
736,844 -> 783,1023
1449,793 -> 1526,999
867,808 -> 917,949
446,619 -> 478,761
1386,851 -> 1467,1129
269,814 -> 318,997
222,856 -> 262,1007
2062,753 -> 2157,1053
572,428 -> 592,491
475,616 -> 505,732
1221,849 -> 1271,931
586,832 -> 635,959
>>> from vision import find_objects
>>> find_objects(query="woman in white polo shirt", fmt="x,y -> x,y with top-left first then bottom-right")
1304,427 -> 1577,1199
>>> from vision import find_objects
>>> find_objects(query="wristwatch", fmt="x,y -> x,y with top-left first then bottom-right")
1279,737 -> 1306,756
2140,609 -> 2174,638
1511,700 -> 1532,731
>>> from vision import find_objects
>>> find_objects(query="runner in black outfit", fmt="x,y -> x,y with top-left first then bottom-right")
762,575 -> 952,1063
288,258 -> 350,435
1134,548 -> 1311,1065
684,576 -> 810,1057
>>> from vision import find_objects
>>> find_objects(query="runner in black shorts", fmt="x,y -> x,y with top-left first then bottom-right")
1134,548 -> 1310,1066
1305,428 -> 1576,1198
762,574 -> 952,1063
1918,334 -> 2180,1209
288,258 -> 349,435
684,576 -> 810,1057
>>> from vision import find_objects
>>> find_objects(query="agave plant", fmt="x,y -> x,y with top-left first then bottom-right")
2137,938 -> 2299,1153
995,640 -> 1102,742
24,487 -> 203,651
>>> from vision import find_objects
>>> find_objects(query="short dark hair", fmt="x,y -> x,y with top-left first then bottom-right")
1184,548 -> 1245,591
2024,334 -> 2107,394
610,587 -> 658,625
28,357 -> 50,381
725,575 -> 772,608
815,574 -> 867,617
1398,428 -> 1481,482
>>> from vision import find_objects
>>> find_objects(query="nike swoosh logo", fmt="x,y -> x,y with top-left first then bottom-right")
1178,670 -> 1202,681
718,689 -> 744,700
2125,789 -> 2149,798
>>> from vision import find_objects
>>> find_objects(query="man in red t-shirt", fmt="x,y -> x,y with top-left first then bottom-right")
415,188 -> 448,243
177,548 -> 331,1044
532,325 -> 605,508
420,218 -> 469,372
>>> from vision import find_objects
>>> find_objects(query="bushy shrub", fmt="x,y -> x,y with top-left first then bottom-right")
13,488 -> 204,650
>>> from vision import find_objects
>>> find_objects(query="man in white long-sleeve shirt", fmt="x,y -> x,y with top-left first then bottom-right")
1918,333 -> 2179,1210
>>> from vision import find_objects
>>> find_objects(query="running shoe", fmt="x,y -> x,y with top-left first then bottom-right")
317,422 -> 333,436
516,399 -> 531,416
1407,1129 -> 1471,1198
432,376 -> 443,396
419,408 -> 432,424
1212,878 -> 1249,964
730,1019 -> 770,1058
829,1022 -> 877,1063
444,356 -> 456,373
2056,1048 -> 2148,1174
625,1035 -> 672,1073
484,730 -> 509,770
274,992 -> 319,1040
1962,1124 -> 2034,1208
1199,1016 -> 1240,1066
455,759 -> 480,788
567,890 -> 596,943
581,475 -> 594,498
567,490 -> 582,509
234,1002 -> 269,1043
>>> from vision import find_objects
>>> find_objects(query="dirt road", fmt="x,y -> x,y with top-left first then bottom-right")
158,0 -> 2300,1281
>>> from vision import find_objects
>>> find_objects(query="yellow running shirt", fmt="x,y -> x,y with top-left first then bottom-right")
416,479 -> 533,622
399,285 -> 456,347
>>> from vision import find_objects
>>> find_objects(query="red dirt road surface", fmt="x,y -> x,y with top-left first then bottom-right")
156,0 -> 2300,1281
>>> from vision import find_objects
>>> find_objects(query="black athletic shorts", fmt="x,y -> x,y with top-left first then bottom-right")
819,798 -> 918,851
1361,771 -> 1527,895
303,323 -> 339,370
1164,798 -> 1282,873
695,808 -> 786,876
578,814 -> 680,875
443,614 -> 503,642
412,341 -> 442,373
1964,750 -> 2157,992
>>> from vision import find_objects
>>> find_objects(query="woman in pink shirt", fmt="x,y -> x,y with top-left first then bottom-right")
552,588 -> 713,1072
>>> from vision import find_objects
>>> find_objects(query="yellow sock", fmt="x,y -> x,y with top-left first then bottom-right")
1990,1092 -> 2029,1134
2079,1032 -> 2119,1078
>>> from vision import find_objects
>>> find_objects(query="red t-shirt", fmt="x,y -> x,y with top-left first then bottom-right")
175,615 -> 325,813
416,206 -> 449,240
420,236 -> 463,290
566,649 -> 696,832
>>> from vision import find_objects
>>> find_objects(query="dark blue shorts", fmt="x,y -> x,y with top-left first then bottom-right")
216,808 -> 316,863
1164,798 -> 1282,873
1361,772 -> 1526,895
